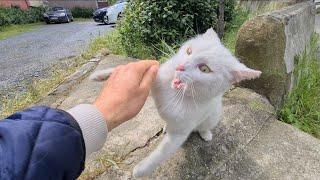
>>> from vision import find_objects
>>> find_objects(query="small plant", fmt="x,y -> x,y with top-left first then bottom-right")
279,34 -> 320,138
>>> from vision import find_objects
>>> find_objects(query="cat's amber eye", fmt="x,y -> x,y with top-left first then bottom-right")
186,47 -> 192,55
198,64 -> 212,73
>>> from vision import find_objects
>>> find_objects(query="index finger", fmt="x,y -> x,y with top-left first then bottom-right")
134,60 -> 159,73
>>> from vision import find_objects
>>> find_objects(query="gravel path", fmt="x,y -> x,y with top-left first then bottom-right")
0,21 -> 112,97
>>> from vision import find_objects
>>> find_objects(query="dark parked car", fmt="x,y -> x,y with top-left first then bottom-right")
43,7 -> 73,24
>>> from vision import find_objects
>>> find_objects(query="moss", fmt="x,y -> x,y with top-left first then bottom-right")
249,99 -> 275,115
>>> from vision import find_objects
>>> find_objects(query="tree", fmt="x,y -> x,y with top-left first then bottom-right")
217,0 -> 225,38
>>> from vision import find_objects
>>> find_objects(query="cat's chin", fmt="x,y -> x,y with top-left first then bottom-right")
171,78 -> 185,90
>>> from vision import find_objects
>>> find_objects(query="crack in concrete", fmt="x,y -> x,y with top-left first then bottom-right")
128,129 -> 164,155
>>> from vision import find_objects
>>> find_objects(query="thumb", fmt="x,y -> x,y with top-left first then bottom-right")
140,65 -> 158,90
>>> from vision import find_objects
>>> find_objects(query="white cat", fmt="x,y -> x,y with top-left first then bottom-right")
90,28 -> 261,177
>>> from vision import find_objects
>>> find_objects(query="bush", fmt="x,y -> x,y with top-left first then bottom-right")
71,7 -> 95,18
0,6 -> 46,26
119,0 -> 235,58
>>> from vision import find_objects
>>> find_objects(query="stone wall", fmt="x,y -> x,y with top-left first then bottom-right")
235,1 -> 315,109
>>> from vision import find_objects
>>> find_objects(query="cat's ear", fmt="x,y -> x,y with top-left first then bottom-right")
204,28 -> 220,41
231,63 -> 262,84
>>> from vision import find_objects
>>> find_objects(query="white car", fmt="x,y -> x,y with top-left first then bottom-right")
316,0 -> 320,12
93,0 -> 127,24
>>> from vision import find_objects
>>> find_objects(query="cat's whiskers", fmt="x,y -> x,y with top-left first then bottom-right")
158,88 -> 183,115
180,75 -> 199,110
184,76 -> 197,104
173,88 -> 184,110
191,82 -> 199,109
170,87 -> 186,119
176,84 -> 187,117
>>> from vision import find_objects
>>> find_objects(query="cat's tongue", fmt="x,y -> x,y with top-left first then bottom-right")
172,78 -> 184,89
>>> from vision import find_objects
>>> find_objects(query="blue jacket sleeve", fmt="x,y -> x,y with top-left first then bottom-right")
0,106 -> 85,180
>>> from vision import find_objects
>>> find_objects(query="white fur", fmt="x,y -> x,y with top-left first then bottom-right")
90,28 -> 261,177
89,68 -> 114,81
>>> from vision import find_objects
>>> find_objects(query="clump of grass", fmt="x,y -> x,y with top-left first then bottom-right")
223,9 -> 250,54
279,34 -> 320,138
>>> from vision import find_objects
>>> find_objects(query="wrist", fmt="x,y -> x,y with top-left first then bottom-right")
93,101 -> 118,131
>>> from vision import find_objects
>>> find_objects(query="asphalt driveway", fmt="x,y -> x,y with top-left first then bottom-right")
0,21 -> 112,97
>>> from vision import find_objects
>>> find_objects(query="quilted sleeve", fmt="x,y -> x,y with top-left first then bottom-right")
0,106 -> 85,180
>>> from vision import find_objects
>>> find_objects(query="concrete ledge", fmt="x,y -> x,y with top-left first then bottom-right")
236,1 -> 315,109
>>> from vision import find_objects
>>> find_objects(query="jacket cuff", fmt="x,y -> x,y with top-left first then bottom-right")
67,104 -> 108,158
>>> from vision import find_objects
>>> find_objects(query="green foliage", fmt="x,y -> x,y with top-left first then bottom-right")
0,6 -> 46,27
82,29 -> 126,59
279,34 -> 320,138
71,7 -> 94,18
222,9 -> 250,53
119,0 -> 236,58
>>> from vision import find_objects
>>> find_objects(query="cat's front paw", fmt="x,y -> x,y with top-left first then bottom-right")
199,130 -> 213,141
133,161 -> 153,178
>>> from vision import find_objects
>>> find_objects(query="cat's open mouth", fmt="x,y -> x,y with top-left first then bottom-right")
171,78 -> 185,90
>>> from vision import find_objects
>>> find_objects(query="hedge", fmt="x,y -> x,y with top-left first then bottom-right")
0,6 -> 46,27
71,7 -> 95,18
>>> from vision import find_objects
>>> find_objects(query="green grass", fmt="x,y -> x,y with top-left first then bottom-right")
82,29 -> 125,59
279,34 -> 320,138
222,9 -> 250,54
0,22 -> 43,40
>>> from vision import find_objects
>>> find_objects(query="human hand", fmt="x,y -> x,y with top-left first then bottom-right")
93,60 -> 159,131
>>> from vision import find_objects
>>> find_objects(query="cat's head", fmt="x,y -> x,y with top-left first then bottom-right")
171,28 -> 261,100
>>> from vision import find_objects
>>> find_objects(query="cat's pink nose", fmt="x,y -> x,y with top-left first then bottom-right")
176,64 -> 185,71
